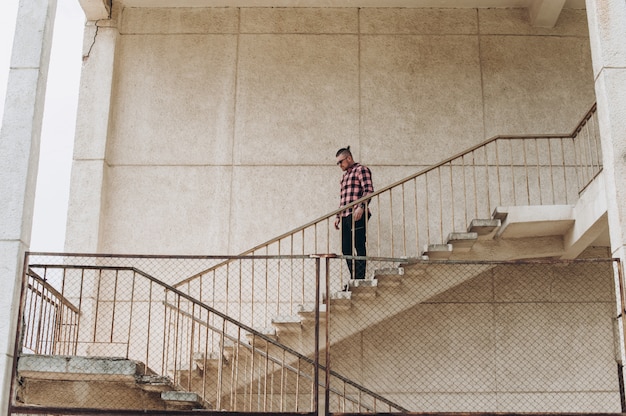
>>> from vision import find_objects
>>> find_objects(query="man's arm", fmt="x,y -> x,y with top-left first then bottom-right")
353,166 -> 373,220
359,165 -> 374,206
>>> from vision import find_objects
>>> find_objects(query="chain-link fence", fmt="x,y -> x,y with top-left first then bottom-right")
325,256 -> 623,413
14,254 -> 325,414
10,253 -> 625,415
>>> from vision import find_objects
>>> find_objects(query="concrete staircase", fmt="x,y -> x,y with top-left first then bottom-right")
154,172 -> 611,410
260,171 -> 610,356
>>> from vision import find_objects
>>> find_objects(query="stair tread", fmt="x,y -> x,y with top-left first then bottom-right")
161,391 -> 202,403
469,218 -> 501,236
272,315 -> 302,324
423,244 -> 453,260
447,232 -> 478,252
447,231 -> 478,240
272,315 -> 303,333
350,278 -> 378,288
374,267 -> 405,276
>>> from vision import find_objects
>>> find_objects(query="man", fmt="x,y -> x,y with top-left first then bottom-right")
334,146 -> 374,281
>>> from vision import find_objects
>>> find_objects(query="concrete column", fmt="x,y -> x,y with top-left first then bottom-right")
585,0 -> 626,372
0,0 -> 57,412
64,20 -> 118,253
585,0 -> 626,260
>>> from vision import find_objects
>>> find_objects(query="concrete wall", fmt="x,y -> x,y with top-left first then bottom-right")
65,6 -> 596,255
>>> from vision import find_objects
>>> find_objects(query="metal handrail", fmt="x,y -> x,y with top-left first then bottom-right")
27,269 -> 80,313
175,103 -> 601,285
163,299 -> 408,412
19,256 -> 407,413
22,269 -> 80,355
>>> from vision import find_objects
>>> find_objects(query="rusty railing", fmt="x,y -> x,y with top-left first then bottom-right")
13,253 -> 407,414
22,268 -> 80,355
174,104 -> 601,318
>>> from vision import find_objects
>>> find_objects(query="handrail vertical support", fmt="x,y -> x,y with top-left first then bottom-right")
615,258 -> 626,411
312,255 -> 320,415
324,255 -> 332,416
311,253 -> 336,416
8,252 -> 31,416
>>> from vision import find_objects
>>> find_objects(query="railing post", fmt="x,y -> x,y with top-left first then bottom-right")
310,253 -> 336,416
8,252 -> 30,415
313,256 -> 320,414
615,258 -> 626,412
324,255 -> 331,416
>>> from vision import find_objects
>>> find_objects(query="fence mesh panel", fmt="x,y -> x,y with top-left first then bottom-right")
10,253 -> 624,415
15,254 -> 323,413
326,257 -> 622,413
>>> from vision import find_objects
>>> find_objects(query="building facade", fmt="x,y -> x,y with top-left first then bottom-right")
2,0 -> 626,414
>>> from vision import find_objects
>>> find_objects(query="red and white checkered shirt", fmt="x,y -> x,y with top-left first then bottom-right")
338,163 -> 374,218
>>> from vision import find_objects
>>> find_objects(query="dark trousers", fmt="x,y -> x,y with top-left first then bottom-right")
341,214 -> 368,279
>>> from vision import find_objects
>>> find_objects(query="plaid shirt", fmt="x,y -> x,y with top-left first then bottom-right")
338,163 -> 374,218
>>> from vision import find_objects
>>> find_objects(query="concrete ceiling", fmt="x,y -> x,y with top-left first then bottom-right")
80,0 -> 586,26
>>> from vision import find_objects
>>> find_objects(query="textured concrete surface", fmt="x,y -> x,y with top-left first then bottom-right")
65,7 -> 597,255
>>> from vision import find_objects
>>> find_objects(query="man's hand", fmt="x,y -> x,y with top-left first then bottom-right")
353,205 -> 363,221
334,217 -> 340,230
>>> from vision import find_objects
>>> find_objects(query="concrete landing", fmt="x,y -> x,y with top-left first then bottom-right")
495,205 -> 575,239
15,355 -> 210,411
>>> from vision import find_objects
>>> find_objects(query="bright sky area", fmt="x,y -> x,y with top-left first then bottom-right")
1,0 -> 84,251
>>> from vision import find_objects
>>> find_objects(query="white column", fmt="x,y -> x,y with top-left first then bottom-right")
0,0 -> 57,412
586,0 -> 626,375
585,0 -> 626,260
64,20 -> 118,253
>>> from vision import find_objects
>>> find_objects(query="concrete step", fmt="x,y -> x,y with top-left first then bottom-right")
245,327 -> 277,347
423,243 -> 453,260
468,218 -> 501,236
446,232 -> 478,252
161,390 -> 210,410
329,290 -> 352,311
271,315 -> 302,333
348,278 -> 378,299
298,303 -> 326,323
137,374 -> 174,392
192,351 -> 223,371
492,207 -> 509,222
374,267 -> 405,287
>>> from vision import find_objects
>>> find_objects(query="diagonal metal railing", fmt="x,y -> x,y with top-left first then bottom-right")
22,268 -> 80,356
13,253 -> 407,414
174,104 -> 601,318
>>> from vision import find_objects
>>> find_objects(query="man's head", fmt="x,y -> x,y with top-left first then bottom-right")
335,146 -> 354,171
